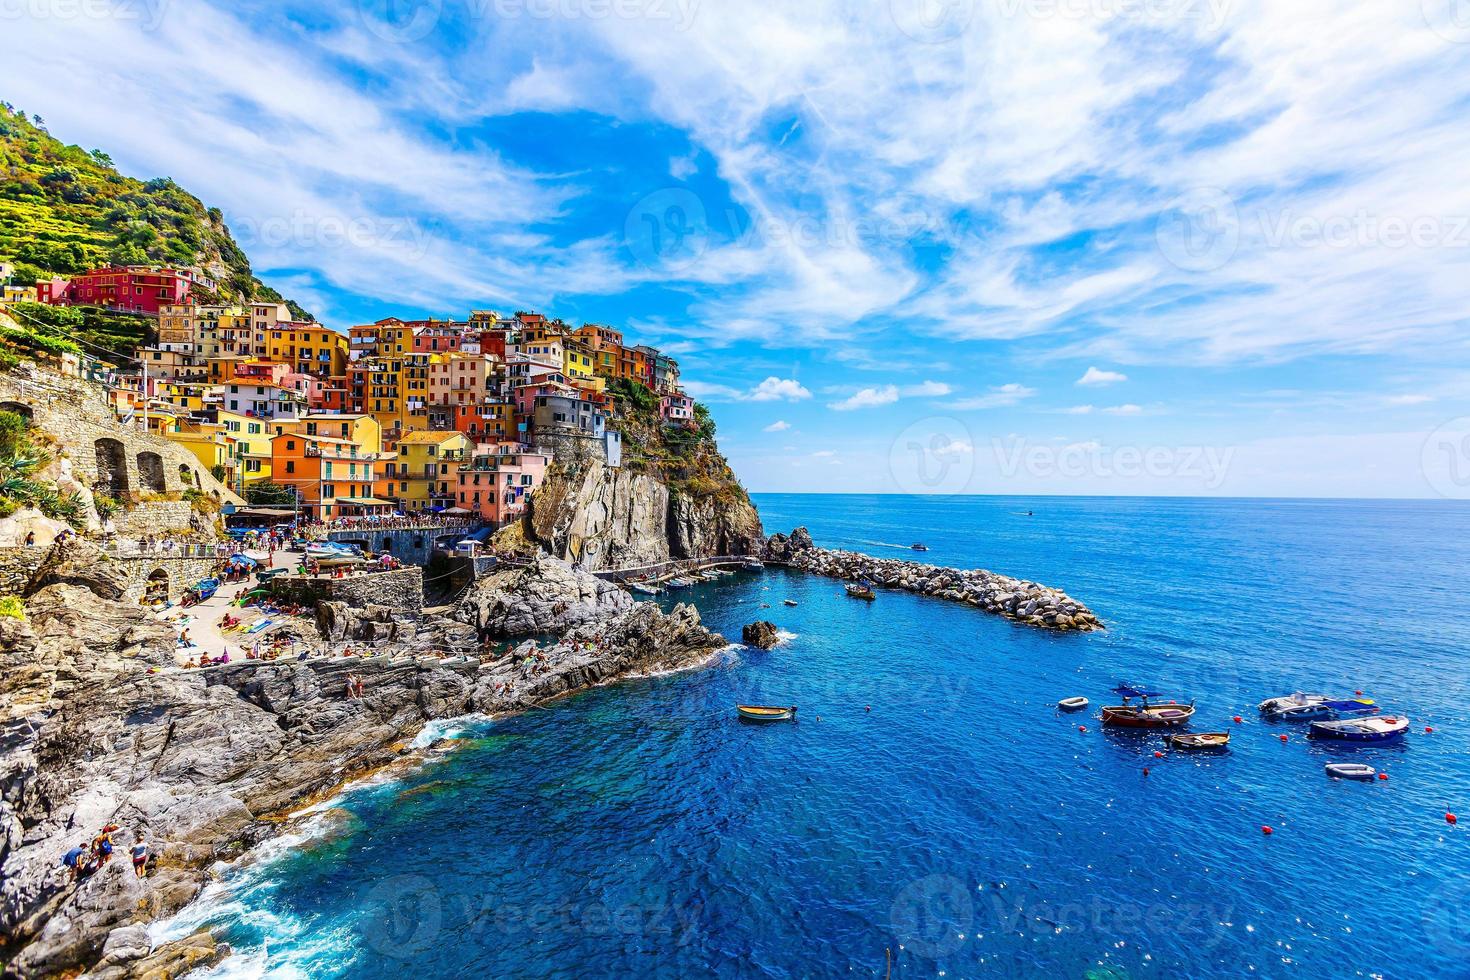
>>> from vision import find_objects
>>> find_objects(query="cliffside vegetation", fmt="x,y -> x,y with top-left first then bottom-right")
0,407 -> 87,526
606,377 -> 747,505
0,103 -> 310,319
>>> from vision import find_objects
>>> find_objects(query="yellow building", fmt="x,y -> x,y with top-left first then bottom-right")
266,324 -> 348,377
165,418 -> 236,487
216,409 -> 277,486
391,430 -> 471,511
299,413 -> 383,455
563,338 -> 597,381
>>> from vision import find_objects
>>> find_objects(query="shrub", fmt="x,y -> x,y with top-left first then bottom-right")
0,596 -> 25,620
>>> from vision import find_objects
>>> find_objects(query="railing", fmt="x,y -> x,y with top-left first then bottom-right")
592,554 -> 761,584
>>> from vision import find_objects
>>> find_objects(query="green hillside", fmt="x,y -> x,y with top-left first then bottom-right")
0,102 -> 310,320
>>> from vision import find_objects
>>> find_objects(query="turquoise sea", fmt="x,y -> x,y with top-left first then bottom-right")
161,495 -> 1470,978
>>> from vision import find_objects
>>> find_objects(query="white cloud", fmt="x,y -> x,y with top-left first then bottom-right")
828,385 -> 899,411
747,377 -> 812,402
1063,405 -> 1096,415
1102,404 -> 1145,416
685,377 -> 811,403
903,380 -> 953,397
1077,367 -> 1128,387
812,449 -> 837,458
1383,394 -> 1433,406
949,383 -> 1038,410
763,420 -> 791,432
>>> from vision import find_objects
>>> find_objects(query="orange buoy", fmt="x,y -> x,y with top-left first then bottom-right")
1279,734 -> 1288,742
1448,813 -> 1459,825
1378,772 -> 1388,781
1262,825 -> 1273,835
1079,725 -> 1087,732
1425,726 -> 1434,733
1233,715 -> 1243,724
1153,751 -> 1163,759
1143,767 -> 1150,776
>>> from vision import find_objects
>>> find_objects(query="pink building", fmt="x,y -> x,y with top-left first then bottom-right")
429,353 -> 501,406
455,443 -> 551,524
660,391 -> 696,427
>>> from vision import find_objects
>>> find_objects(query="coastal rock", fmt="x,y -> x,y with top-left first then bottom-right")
0,551 -> 725,977
453,555 -> 633,636
761,529 -> 1102,632
741,621 -> 780,649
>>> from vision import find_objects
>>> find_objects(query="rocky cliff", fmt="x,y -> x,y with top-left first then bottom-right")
521,456 -> 764,571
0,541 -> 725,978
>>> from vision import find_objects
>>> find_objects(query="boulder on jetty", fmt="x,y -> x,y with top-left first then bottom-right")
742,621 -> 780,649
453,554 -> 632,636
761,527 -> 1102,632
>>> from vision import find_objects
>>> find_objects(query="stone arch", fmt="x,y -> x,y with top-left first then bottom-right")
0,401 -> 33,423
95,438 -> 129,494
137,451 -> 166,492
143,568 -> 170,604
179,463 -> 196,487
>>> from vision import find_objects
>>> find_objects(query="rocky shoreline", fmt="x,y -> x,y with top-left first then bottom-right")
763,527 -> 1103,632
0,543 -> 725,978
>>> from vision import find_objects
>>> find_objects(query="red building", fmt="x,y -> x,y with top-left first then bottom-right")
37,266 -> 203,314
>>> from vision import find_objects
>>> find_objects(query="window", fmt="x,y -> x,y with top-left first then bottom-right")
285,461 -> 296,474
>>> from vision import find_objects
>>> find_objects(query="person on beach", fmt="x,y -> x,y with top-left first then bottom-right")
130,842 -> 149,878
24,531 -> 35,547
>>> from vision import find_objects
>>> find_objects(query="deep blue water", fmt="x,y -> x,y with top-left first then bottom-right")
162,496 -> 1470,979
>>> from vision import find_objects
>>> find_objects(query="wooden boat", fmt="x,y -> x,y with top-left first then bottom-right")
845,583 -> 876,601
1325,763 -> 1377,780
1100,687 -> 1195,728
1102,702 -> 1195,728
1056,696 -> 1089,712
1308,715 -> 1408,742
1169,731 -> 1230,750
737,704 -> 796,721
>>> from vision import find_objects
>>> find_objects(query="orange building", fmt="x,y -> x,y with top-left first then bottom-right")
269,431 -> 390,519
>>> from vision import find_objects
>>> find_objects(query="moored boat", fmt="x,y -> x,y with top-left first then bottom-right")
1260,692 -> 1375,721
630,582 -> 661,596
744,560 -> 765,570
737,704 -> 796,721
1308,715 -> 1409,742
1325,763 -> 1378,780
1169,732 -> 1230,751
1259,692 -> 1327,716
1100,686 -> 1195,728
783,599 -> 799,607
1057,696 -> 1089,712
845,582 -> 876,601
665,578 -> 693,589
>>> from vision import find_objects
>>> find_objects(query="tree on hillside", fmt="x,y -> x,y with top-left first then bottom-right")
244,481 -> 297,506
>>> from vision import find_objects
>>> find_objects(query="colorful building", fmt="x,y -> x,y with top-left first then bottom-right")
37,265 -> 209,314
392,430 -> 472,511
455,443 -> 551,524
269,431 -> 389,519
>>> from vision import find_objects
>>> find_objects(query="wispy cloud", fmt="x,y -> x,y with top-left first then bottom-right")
948,383 -> 1038,410
686,377 -> 812,403
763,420 -> 791,432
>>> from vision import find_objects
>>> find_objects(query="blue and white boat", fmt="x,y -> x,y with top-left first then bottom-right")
1260,693 -> 1376,721
1308,715 -> 1409,742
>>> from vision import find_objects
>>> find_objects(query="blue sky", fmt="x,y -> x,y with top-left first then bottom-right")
5,0 -> 1470,497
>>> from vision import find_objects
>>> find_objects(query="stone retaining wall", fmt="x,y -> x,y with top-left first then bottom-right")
269,566 -> 424,612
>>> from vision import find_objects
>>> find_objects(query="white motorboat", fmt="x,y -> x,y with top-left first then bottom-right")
1325,763 -> 1377,780
1309,715 -> 1409,742
1056,696 -> 1089,712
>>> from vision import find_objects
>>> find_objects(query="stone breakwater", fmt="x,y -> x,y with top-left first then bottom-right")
763,528 -> 1103,632
0,541 -> 724,979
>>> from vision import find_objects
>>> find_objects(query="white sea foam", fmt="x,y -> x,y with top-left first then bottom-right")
409,713 -> 493,748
